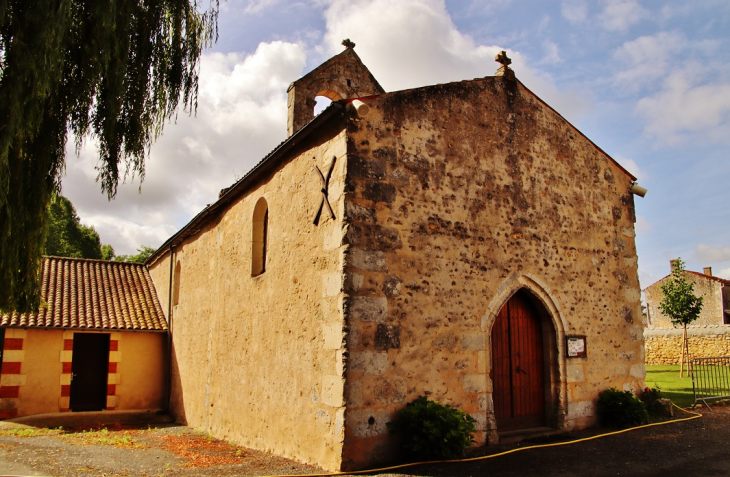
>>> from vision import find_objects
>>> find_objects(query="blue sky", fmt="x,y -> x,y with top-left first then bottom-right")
62,0 -> 730,290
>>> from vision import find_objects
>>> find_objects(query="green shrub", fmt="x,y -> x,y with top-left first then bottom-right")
639,386 -> 665,417
597,388 -> 649,428
386,396 -> 476,461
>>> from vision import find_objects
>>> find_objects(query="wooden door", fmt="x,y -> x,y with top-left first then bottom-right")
70,333 -> 110,412
491,291 -> 546,431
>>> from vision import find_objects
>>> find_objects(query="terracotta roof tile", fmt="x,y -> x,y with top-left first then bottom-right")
686,270 -> 730,286
1,256 -> 167,331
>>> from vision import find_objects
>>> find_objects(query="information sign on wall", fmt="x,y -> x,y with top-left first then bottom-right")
567,335 -> 587,358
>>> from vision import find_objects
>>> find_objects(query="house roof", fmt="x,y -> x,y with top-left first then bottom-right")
643,270 -> 730,291
686,270 -> 730,286
0,256 -> 167,331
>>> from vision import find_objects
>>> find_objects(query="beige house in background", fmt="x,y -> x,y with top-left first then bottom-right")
644,261 -> 730,328
145,46 -> 647,471
0,256 -> 167,419
644,260 -> 730,364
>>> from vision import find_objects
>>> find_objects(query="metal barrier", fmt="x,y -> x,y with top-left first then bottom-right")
691,356 -> 730,410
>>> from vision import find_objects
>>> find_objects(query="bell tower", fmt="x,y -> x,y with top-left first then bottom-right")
287,40 -> 385,136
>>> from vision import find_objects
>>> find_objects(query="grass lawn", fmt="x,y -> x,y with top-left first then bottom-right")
645,365 -> 696,408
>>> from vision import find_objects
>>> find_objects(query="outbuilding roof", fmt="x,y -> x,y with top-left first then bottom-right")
0,256 -> 167,331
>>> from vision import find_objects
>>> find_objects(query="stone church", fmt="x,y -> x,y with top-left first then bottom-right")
146,43 -> 647,471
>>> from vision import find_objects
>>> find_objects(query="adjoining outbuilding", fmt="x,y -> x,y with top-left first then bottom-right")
146,45 -> 646,471
0,256 -> 168,419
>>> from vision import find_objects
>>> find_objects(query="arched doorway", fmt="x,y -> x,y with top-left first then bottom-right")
491,289 -> 554,432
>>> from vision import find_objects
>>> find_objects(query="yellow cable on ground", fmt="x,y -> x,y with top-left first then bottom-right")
268,404 -> 703,477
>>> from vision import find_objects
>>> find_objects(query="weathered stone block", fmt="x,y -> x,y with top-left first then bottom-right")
345,202 -> 375,223
462,374 -> 487,393
322,375 -> 344,407
349,249 -> 386,271
375,324 -> 401,350
349,351 -> 388,375
567,400 -> 594,420
347,408 -> 391,438
372,377 -> 407,404
347,273 -> 364,292
363,182 -> 396,203
461,332 -> 485,350
566,363 -> 585,383
432,332 -> 458,349
322,273 -> 343,298
630,363 -> 645,378
373,225 -> 402,249
350,297 -> 387,322
350,155 -> 386,179
470,411 -> 487,431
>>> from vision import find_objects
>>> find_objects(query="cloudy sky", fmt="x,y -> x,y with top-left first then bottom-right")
62,0 -> 730,289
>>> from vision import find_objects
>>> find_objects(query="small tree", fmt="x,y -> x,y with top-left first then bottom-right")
658,258 -> 703,377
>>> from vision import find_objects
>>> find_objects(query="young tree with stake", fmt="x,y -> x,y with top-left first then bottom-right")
658,258 -> 704,377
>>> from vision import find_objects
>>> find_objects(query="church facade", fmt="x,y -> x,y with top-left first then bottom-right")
146,45 -> 646,471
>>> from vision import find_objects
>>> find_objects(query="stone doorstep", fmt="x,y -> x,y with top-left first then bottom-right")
497,426 -> 563,445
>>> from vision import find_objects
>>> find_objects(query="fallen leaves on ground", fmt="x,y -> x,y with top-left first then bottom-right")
159,432 -> 250,468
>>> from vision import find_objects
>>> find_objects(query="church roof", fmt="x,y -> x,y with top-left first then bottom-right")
1,256 -> 167,331
147,53 -> 637,265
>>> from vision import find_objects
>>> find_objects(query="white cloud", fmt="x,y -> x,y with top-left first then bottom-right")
62,41 -> 306,255
542,40 -> 562,65
636,71 -> 730,144
695,243 -> 730,263
561,0 -> 588,23
612,31 -> 685,90
718,267 -> 730,280
322,0 -> 592,121
599,0 -> 647,32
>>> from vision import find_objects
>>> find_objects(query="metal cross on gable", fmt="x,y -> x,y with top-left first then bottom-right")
313,156 -> 336,226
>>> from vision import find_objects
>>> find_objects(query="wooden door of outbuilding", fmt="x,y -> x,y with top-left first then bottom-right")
70,333 -> 110,412
491,290 -> 546,431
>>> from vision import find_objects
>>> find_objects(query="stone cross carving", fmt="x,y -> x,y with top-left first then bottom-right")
342,38 -> 356,49
313,156 -> 337,226
494,50 -> 515,79
495,50 -> 512,67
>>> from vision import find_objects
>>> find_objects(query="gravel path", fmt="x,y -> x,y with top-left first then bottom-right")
1,407 -> 729,476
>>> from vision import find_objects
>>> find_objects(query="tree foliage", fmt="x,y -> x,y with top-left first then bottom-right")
44,193 -> 103,259
114,245 -> 156,264
658,258 -> 704,327
0,0 -> 218,312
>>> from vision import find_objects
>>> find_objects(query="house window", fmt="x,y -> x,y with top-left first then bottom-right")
252,198 -> 268,276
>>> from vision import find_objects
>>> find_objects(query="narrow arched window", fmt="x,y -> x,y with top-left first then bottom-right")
173,260 -> 181,305
252,198 -> 268,276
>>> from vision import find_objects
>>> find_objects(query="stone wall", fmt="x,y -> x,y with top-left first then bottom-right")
148,122 -> 350,471
645,326 -> 730,365
340,75 -> 645,469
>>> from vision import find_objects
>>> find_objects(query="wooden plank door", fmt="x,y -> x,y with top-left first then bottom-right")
491,291 -> 546,431
70,333 -> 110,412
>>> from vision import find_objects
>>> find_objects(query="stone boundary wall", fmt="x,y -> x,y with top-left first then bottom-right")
645,326 -> 730,365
